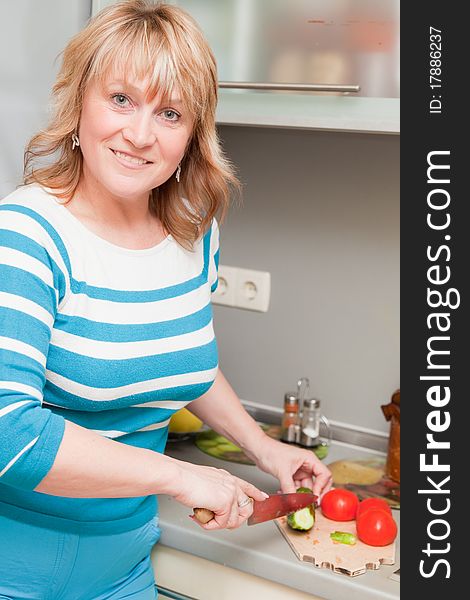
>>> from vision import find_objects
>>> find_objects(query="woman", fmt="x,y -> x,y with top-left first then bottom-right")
0,1 -> 332,597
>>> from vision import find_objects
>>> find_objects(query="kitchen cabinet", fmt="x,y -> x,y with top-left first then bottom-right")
152,545 -> 323,600
91,0 -> 400,134
216,91 -> 398,134
156,582 -> 197,600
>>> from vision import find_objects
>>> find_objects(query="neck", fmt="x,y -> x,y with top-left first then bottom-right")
64,175 -> 166,250
74,174 -> 152,228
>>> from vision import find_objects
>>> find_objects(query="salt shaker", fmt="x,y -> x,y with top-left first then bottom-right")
280,393 -> 300,443
300,397 -> 322,447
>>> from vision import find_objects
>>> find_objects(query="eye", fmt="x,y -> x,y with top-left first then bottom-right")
111,94 -> 130,107
161,109 -> 180,121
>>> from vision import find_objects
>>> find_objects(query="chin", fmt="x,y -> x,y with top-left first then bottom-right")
104,181 -> 153,202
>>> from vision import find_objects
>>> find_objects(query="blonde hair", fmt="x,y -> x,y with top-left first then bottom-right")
23,0 -> 239,248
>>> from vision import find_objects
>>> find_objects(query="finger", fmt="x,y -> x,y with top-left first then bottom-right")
237,496 -> 254,520
237,496 -> 253,511
322,477 -> 333,496
320,475 -> 334,498
225,499 -> 241,530
189,514 -> 217,531
299,476 -> 314,491
277,471 -> 297,494
312,471 -> 333,499
200,510 -> 232,531
229,497 -> 254,529
236,478 -> 269,502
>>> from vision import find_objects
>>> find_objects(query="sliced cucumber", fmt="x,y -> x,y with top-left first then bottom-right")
330,531 -> 357,545
287,506 -> 315,531
286,486 -> 315,532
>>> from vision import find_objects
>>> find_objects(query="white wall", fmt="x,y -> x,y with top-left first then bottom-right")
215,126 -> 399,433
0,0 -> 90,196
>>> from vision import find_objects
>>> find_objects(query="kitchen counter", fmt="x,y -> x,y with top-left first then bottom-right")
153,437 -> 400,600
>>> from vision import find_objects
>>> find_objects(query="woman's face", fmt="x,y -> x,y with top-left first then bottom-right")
77,73 -> 193,203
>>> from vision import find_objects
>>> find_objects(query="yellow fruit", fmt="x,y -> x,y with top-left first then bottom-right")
168,408 -> 203,433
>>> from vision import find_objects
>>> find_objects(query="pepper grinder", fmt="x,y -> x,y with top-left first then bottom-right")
281,377 -> 309,444
280,393 -> 300,443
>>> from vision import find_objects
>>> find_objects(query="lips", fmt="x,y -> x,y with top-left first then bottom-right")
111,148 -> 152,166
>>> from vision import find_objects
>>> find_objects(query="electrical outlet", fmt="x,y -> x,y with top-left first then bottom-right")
212,265 -> 271,312
235,267 -> 271,312
211,265 -> 237,307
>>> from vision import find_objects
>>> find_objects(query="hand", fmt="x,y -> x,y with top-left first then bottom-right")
171,461 -> 268,531
251,436 -> 333,500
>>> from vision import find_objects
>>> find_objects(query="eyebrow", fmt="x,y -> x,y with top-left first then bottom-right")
107,80 -> 183,105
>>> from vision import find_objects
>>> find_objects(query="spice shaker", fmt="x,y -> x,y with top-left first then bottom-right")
299,396 -> 332,447
300,397 -> 321,446
280,393 -> 300,443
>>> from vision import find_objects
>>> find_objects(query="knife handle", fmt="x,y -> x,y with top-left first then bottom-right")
193,496 -> 255,524
193,507 -> 214,524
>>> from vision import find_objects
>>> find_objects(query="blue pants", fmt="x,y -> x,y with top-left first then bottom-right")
0,514 -> 161,599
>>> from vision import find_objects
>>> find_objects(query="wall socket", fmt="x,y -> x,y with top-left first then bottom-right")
212,265 -> 271,312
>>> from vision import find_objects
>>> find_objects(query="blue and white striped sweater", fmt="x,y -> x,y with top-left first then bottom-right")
0,184 -> 219,533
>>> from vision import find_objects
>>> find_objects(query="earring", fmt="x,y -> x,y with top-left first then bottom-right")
176,163 -> 181,182
71,133 -> 80,150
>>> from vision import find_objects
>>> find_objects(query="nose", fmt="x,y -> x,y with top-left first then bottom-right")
122,110 -> 157,148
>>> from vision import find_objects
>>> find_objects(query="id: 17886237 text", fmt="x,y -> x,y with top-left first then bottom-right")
429,26 -> 443,114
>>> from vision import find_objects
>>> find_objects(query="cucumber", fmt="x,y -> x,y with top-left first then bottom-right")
330,531 -> 357,545
217,442 -> 241,452
287,506 -> 315,531
286,487 -> 315,532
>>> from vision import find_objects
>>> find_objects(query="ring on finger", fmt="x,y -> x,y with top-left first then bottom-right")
238,497 -> 252,509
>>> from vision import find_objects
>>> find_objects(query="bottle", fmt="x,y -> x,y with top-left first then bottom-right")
281,393 -> 300,443
299,397 -> 321,447
381,389 -> 400,482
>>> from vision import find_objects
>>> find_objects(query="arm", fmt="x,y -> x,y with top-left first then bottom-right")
35,419 -> 180,498
36,419 -> 267,531
188,370 -> 333,498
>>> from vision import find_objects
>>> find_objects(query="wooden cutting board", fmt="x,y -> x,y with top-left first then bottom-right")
275,511 -> 396,577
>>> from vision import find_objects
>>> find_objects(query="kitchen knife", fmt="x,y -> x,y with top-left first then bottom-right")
193,492 -> 318,526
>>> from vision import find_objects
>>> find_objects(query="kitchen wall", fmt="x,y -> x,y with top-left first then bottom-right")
0,0 -> 90,196
214,126 -> 399,433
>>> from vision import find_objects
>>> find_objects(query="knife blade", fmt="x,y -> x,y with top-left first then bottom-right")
247,492 -> 317,525
193,492 -> 317,527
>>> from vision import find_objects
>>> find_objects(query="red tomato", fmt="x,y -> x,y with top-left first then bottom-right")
321,489 -> 359,521
356,508 -> 397,546
356,498 -> 392,519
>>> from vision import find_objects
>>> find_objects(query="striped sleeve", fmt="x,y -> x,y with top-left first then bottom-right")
209,218 -> 219,293
0,206 -> 67,490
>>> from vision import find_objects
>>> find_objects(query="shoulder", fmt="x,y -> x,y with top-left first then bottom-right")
196,217 -> 219,257
1,183 -> 62,217
0,183 -> 66,231
204,217 -> 219,241
209,217 -> 219,249
211,217 -> 219,234
0,184 -> 71,276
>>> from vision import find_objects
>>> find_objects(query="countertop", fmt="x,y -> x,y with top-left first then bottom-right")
158,437 -> 400,600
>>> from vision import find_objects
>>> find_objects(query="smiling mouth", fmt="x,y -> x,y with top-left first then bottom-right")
111,149 -> 152,166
